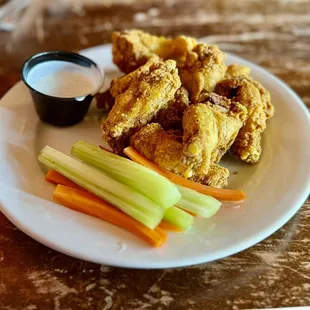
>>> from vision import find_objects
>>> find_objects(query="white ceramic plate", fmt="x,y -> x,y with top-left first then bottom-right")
0,44 -> 309,269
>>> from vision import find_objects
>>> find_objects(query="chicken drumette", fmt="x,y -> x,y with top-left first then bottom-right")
101,58 -> 181,154
216,75 -> 274,164
112,29 -> 197,73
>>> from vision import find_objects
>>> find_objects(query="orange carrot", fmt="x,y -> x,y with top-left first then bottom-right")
47,170 -> 183,232
124,146 -> 245,202
53,184 -> 167,248
158,220 -> 184,232
45,170 -> 82,190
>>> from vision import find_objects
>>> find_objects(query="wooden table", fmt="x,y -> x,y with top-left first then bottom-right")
0,1 -> 309,309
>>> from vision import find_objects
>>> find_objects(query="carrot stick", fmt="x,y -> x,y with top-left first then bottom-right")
158,220 -> 184,232
47,170 -> 183,232
124,146 -> 246,202
53,184 -> 167,248
45,169 -> 82,190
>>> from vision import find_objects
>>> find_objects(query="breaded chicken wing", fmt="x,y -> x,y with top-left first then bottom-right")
179,44 -> 227,102
130,122 -> 229,187
182,104 -> 219,178
197,92 -> 248,162
112,29 -> 197,73
216,76 -> 274,163
101,58 -> 181,154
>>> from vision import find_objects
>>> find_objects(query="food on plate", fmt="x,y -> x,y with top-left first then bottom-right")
39,145 -> 169,229
103,29 -> 274,185
179,44 -> 227,102
124,146 -> 246,201
47,169 -> 186,234
216,75 -> 274,163
130,97 -> 247,188
39,142 -> 224,246
37,30 -> 276,247
102,58 -> 181,154
71,141 -> 219,221
54,184 -> 167,247
112,29 -> 197,73
71,140 -> 181,209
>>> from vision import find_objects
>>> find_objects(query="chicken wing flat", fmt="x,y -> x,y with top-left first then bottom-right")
101,58 -> 181,154
130,122 -> 229,187
179,44 -> 227,102
216,76 -> 274,163
112,29 -> 197,73
151,87 -> 189,130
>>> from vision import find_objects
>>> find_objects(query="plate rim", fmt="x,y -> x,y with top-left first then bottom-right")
0,45 -> 309,269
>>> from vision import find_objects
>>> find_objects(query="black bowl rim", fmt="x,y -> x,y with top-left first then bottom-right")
20,51 -> 104,101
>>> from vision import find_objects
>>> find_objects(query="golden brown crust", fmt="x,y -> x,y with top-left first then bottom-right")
216,75 -> 274,164
112,30 -> 197,74
180,44 -> 226,102
151,87 -> 189,130
225,64 -> 251,79
101,58 -> 181,154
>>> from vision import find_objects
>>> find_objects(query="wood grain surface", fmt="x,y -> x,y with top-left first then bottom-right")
0,1 -> 309,309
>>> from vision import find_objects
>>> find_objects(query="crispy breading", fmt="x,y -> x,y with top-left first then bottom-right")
130,123 -> 189,175
130,122 -> 230,187
101,58 -> 181,154
151,87 -> 190,130
216,75 -> 274,164
112,30 -> 197,73
225,64 -> 250,79
179,44 -> 227,102
197,92 -> 248,162
197,164 -> 230,188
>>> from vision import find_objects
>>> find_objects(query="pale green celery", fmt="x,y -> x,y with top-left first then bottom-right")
177,185 -> 221,218
71,140 -> 181,209
163,206 -> 194,231
38,146 -> 164,229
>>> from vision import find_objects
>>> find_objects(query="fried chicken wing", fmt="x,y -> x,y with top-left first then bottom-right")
197,92 -> 248,162
112,30 -> 197,73
179,44 -> 227,102
130,122 -> 229,187
101,58 -> 181,154
216,76 -> 274,163
182,104 -> 219,178
151,87 -> 189,130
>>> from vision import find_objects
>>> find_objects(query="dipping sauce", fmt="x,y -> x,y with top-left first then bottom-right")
26,60 -> 102,98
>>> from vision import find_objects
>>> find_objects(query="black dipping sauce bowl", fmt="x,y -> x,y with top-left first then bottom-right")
21,51 -> 103,127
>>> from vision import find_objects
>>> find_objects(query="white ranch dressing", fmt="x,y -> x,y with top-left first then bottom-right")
26,60 -> 102,98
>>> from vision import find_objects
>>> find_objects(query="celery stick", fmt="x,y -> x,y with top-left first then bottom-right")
177,186 -> 221,218
71,140 -> 181,210
163,206 -> 194,231
38,146 -> 164,229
